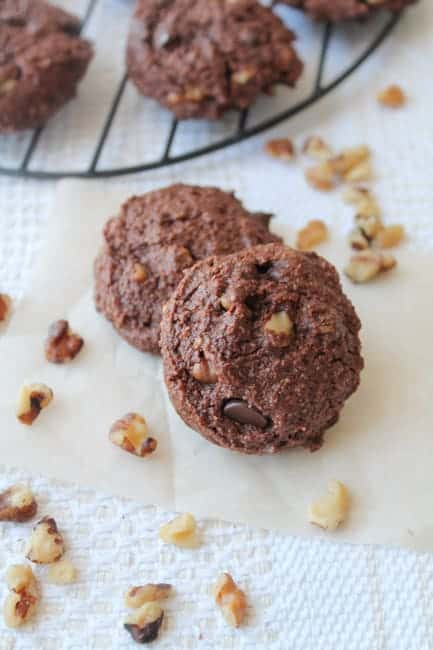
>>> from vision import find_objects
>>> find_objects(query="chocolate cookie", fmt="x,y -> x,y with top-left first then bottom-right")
161,243 -> 363,454
126,0 -> 303,120
0,0 -> 93,133
94,185 -> 281,355
277,0 -> 416,21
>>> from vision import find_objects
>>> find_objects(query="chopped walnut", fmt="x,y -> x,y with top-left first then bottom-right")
47,559 -> 77,585
342,187 -> 381,218
296,219 -> 328,250
330,146 -> 371,176
264,311 -> 293,347
45,320 -> 84,364
132,263 -> 148,282
374,224 -> 404,248
344,250 -> 396,283
213,573 -> 247,628
265,138 -> 295,161
0,79 -> 17,96
124,602 -> 164,644
377,84 -> 406,108
109,413 -> 157,458
0,293 -> 11,323
343,159 -> 373,183
232,67 -> 255,84
192,357 -> 217,384
159,513 -> 198,548
184,86 -> 205,102
308,480 -> 350,531
3,564 -> 39,628
348,228 -> 370,251
17,383 -> 53,425
356,214 -> 383,239
220,292 -> 234,311
305,162 -> 335,191
125,584 -> 172,609
302,136 -> 332,161
25,516 -> 65,564
0,484 -> 37,522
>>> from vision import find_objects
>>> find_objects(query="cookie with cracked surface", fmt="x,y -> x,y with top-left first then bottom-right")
276,0 -> 416,22
160,243 -> 363,454
94,184 -> 281,355
0,0 -> 93,133
126,0 -> 303,120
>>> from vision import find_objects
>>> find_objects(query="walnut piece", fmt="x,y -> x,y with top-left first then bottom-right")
132,263 -> 148,282
25,516 -> 65,564
343,159 -> 373,183
344,250 -> 396,284
265,138 -> 295,161
159,513 -> 198,548
0,293 -> 11,323
330,145 -> 371,176
356,214 -> 383,239
308,480 -> 350,531
296,219 -> 328,250
264,311 -> 293,347
125,584 -> 172,609
375,224 -> 405,249
348,228 -> 370,251
342,186 -> 381,219
0,79 -> 17,96
0,484 -> 37,522
3,564 -> 39,628
192,357 -> 217,384
232,67 -> 255,84
45,319 -> 84,364
109,413 -> 157,458
124,602 -> 164,644
377,85 -> 406,108
47,559 -> 77,585
17,383 -> 53,425
213,573 -> 247,628
305,162 -> 335,191
302,135 -> 332,161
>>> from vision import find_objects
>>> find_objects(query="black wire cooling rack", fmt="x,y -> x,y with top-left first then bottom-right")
0,1 -> 401,180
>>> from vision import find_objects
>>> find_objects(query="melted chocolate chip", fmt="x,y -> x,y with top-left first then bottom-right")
223,399 -> 268,428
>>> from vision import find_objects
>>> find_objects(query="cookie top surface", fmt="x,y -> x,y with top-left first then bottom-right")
161,243 -> 363,454
279,0 -> 416,21
126,0 -> 303,120
94,184 -> 281,355
0,0 -> 93,132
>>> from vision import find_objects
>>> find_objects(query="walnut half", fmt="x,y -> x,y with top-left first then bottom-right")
3,565 -> 39,628
213,573 -> 247,628
25,516 -> 65,564
0,484 -> 37,522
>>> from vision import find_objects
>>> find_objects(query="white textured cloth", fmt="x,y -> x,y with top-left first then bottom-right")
1,1 -> 433,648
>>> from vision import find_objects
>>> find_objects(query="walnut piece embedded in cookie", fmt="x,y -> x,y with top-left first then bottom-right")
265,138 -> 295,161
159,513 -> 198,548
308,480 -> 350,531
0,293 -> 11,323
377,85 -> 407,108
0,484 -> 37,522
17,383 -> 53,425
296,220 -> 328,251
109,414 -> 158,458
25,516 -> 65,564
213,573 -> 247,628
3,564 -> 39,628
125,584 -> 172,609
47,559 -> 77,584
124,602 -> 164,644
45,320 -> 84,363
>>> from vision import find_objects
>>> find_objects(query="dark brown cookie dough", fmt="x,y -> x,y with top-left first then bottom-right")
0,0 -> 93,133
277,0 -> 416,21
94,184 -> 281,355
126,0 -> 303,120
161,244 -> 363,454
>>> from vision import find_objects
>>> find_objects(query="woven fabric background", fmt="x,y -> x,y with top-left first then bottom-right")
1,1 -> 433,648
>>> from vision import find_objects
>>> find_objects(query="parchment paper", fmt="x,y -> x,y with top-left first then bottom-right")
1,180 -> 432,552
